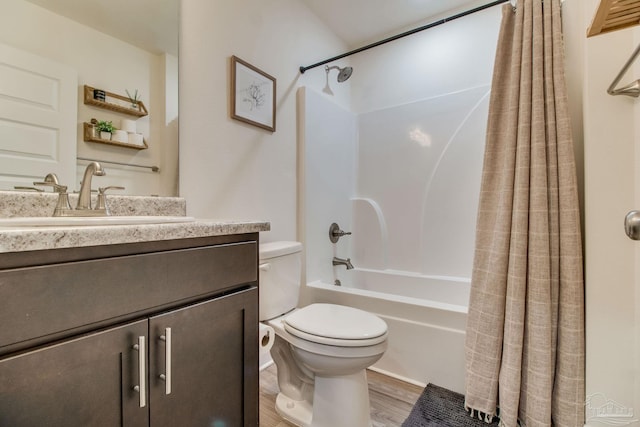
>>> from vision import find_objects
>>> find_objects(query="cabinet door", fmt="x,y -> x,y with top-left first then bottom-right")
149,287 -> 258,427
0,320 -> 148,427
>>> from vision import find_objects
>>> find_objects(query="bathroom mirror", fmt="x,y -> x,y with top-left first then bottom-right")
1,0 -> 179,196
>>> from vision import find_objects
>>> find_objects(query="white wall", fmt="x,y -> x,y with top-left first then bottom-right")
1,0 -> 178,196
179,0 -> 350,241
579,0 -> 640,425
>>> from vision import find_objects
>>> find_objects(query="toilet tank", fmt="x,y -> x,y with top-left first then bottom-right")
259,241 -> 303,321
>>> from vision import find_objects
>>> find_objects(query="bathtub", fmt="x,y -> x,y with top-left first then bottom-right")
303,268 -> 469,393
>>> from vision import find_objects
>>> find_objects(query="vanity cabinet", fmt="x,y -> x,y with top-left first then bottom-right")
148,289 -> 256,427
0,233 -> 259,427
0,318 -> 149,426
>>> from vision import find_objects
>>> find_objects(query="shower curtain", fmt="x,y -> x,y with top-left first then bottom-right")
464,1 -> 584,426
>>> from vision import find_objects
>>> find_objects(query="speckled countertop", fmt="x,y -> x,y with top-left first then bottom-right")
0,191 -> 187,217
0,191 -> 270,253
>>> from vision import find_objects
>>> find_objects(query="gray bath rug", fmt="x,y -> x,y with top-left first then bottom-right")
402,384 -> 499,427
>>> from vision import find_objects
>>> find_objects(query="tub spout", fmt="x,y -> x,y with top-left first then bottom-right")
332,257 -> 354,270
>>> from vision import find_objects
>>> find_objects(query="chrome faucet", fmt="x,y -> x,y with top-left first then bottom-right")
332,257 -> 354,270
77,162 -> 105,210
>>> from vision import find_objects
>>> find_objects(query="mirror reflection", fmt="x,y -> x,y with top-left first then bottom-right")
0,0 -> 179,196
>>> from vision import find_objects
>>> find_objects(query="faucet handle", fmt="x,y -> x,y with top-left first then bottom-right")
98,186 -> 125,193
33,181 -> 68,193
43,173 -> 60,185
33,180 -> 71,216
95,186 -> 125,215
329,222 -> 352,243
14,186 -> 45,192
31,172 -> 61,191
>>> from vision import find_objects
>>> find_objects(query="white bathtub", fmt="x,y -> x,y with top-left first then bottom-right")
304,268 -> 469,393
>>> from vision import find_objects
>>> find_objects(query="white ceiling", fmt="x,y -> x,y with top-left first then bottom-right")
23,0 -> 487,57
23,0 -> 179,56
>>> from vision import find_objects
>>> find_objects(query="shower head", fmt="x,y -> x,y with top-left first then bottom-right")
325,65 -> 353,82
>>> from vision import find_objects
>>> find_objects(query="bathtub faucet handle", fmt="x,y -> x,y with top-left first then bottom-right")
329,222 -> 352,243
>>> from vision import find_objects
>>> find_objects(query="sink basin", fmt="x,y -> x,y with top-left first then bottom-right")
0,216 -> 196,227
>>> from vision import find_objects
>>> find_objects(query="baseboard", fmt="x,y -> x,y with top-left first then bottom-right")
368,365 -> 427,388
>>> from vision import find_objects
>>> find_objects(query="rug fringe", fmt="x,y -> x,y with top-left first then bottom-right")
464,402 -> 496,424
463,401 -> 528,426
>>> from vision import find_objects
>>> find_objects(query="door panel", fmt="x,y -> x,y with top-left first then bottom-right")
0,320 -> 148,427
149,287 -> 258,427
0,42 -> 77,190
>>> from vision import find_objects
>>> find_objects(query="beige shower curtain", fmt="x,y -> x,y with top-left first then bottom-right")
464,1 -> 584,426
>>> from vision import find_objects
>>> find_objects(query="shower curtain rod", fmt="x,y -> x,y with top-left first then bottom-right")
299,0 -> 511,74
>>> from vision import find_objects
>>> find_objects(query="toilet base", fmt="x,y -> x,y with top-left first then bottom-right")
275,393 -> 312,427
276,370 -> 373,427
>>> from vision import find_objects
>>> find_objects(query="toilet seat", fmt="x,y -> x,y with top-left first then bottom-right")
283,303 -> 388,347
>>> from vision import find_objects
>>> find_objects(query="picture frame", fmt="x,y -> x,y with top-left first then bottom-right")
230,56 -> 276,132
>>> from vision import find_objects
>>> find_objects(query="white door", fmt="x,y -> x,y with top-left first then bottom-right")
0,42 -> 77,190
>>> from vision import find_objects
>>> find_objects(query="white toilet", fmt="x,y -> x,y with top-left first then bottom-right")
259,241 -> 388,427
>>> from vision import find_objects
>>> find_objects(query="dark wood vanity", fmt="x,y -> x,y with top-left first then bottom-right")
0,232 -> 260,426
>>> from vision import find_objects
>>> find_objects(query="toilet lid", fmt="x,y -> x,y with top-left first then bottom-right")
283,303 -> 388,346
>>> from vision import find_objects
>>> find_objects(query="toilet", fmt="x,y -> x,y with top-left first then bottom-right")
259,241 -> 388,427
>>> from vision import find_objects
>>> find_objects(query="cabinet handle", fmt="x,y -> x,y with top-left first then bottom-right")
133,336 -> 146,408
159,327 -> 172,395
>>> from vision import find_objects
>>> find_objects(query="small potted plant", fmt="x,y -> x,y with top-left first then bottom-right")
96,120 -> 115,140
126,89 -> 140,110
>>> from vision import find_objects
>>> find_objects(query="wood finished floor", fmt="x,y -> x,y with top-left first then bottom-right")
259,363 -> 424,427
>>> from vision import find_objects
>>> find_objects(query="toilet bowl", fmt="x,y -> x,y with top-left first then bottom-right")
259,241 -> 388,427
267,305 -> 387,427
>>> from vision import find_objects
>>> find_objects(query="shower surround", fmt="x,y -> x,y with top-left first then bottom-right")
354,86 -> 488,277
301,84 -> 488,392
299,4 -> 501,391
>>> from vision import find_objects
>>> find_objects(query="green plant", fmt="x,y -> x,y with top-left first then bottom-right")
96,120 -> 115,133
126,89 -> 140,107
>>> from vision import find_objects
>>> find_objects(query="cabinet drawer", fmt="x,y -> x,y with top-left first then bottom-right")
0,241 -> 257,353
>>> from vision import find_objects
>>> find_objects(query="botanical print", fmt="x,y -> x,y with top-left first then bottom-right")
241,81 -> 268,111
233,59 -> 275,131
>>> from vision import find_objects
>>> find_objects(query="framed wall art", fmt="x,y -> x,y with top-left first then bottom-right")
230,56 -> 276,132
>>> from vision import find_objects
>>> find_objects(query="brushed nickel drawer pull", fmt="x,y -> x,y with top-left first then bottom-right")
133,336 -> 146,408
159,327 -> 172,395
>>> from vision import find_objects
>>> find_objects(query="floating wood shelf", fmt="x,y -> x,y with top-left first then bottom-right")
83,122 -> 148,150
588,0 -> 640,37
83,85 -> 148,117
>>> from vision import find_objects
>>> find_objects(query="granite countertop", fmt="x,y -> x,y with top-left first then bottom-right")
0,219 -> 271,253
0,191 -> 270,253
